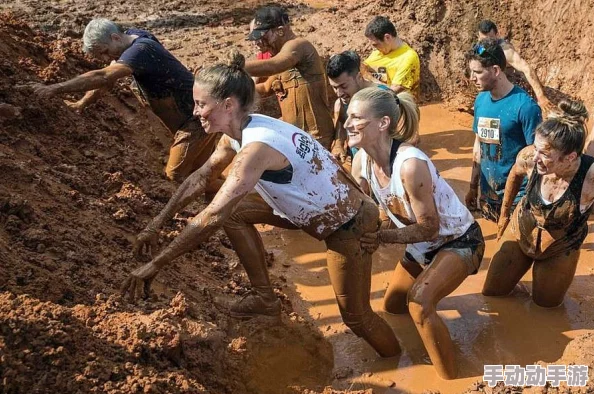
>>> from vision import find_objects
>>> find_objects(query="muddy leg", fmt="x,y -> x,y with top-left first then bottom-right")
532,249 -> 580,308
482,230 -> 533,297
325,200 -> 401,357
223,194 -> 298,313
383,256 -> 423,314
407,250 -> 468,380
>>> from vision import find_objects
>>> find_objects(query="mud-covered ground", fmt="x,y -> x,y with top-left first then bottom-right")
1,0 -> 594,393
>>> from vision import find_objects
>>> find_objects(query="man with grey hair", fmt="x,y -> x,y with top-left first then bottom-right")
29,18 -> 217,183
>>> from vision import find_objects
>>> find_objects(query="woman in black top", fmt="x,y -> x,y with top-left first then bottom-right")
483,100 -> 594,307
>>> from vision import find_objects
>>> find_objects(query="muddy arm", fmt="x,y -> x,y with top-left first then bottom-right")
123,142 -> 288,301
66,88 -> 108,111
504,46 -> 553,114
31,63 -> 133,98
143,137 -> 236,233
497,146 -> 533,237
255,76 -> 275,98
152,143 -> 283,267
350,150 -> 369,195
378,158 -> 440,244
244,40 -> 300,77
470,135 -> 481,188
331,99 -> 347,160
464,135 -> 481,209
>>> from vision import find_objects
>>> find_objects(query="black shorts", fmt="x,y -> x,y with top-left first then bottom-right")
404,221 -> 485,275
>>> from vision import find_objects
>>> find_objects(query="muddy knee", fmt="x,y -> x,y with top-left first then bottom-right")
341,310 -> 376,337
383,290 -> 408,314
407,290 -> 435,325
408,301 -> 435,326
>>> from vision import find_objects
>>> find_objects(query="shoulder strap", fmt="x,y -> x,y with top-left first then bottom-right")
389,139 -> 402,172
569,154 -> 594,197
366,139 -> 402,181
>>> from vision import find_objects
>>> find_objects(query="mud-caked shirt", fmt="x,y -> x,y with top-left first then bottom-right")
228,114 -> 358,240
117,29 -> 195,130
473,85 -> 541,210
360,144 -> 474,264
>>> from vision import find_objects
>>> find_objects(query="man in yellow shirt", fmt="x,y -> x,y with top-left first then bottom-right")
363,16 -> 420,96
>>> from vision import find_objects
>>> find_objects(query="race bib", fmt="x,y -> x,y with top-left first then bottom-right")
371,66 -> 388,84
477,117 -> 501,144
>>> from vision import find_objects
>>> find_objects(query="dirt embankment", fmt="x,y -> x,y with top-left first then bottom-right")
5,0 -> 593,108
0,14 -> 339,394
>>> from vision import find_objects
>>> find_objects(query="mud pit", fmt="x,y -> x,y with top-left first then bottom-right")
2,0 -> 594,393
261,105 -> 594,393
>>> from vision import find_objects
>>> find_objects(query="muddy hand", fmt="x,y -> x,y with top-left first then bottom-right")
23,82 -> 60,99
465,188 -> 478,211
496,216 -> 510,241
330,138 -> 348,162
133,228 -> 159,258
120,261 -> 160,302
537,96 -> 555,118
360,231 -> 380,254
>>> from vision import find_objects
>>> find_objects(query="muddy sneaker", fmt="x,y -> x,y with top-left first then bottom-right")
230,291 -> 281,320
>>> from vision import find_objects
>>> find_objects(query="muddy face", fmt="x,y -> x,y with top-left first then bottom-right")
254,27 -> 282,55
249,19 -> 268,53
477,30 -> 498,41
344,99 -> 385,149
533,133 -> 577,175
328,72 -> 362,105
193,83 -> 226,134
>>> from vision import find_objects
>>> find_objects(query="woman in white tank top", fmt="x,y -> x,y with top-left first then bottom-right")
121,52 -> 401,358
350,87 -> 485,379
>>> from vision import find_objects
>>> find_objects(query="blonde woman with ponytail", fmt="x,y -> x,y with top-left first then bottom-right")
350,87 -> 485,379
483,100 -> 594,308
122,52 -> 402,359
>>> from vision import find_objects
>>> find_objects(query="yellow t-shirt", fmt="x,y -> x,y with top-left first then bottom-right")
364,43 -> 420,91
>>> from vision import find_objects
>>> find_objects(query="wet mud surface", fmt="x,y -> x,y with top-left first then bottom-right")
2,1 -> 594,393
261,105 -> 594,393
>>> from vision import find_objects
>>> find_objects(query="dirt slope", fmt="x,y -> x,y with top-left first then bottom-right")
0,14 -> 335,394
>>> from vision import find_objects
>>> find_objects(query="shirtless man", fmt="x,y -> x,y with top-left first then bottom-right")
244,6 -> 335,150
478,20 -> 554,115
326,51 -> 383,162
28,18 -> 217,183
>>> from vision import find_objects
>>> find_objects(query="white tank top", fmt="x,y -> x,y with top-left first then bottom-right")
360,144 -> 474,263
229,114 -> 358,239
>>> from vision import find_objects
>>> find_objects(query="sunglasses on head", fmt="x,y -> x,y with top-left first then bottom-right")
472,43 -> 499,63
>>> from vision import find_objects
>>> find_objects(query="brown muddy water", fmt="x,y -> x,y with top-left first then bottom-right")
259,104 -> 594,393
